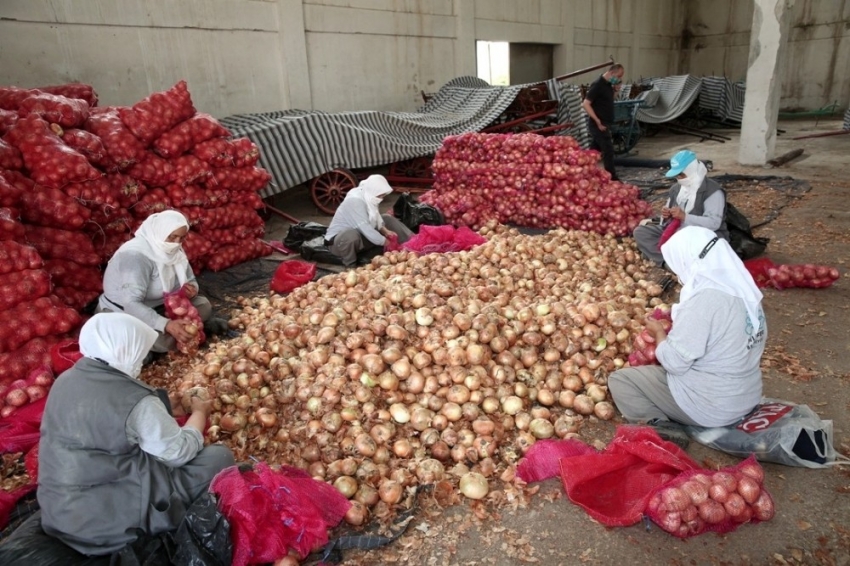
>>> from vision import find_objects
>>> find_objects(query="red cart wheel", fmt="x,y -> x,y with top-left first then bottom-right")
389,156 -> 433,179
310,168 -> 358,215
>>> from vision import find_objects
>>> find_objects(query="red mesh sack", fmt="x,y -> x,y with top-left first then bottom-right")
211,463 -> 350,565
108,173 -> 148,208
628,308 -> 673,367
53,286 -> 101,311
0,138 -> 23,170
0,87 -> 40,111
87,205 -> 132,236
0,208 -> 25,242
384,232 -> 402,252
766,263 -> 840,290
0,173 -> 24,209
182,231 -> 212,264
201,225 -> 264,246
658,218 -> 681,249
17,93 -> 90,128
271,260 -> 316,294
558,426 -> 700,527
196,205 -> 264,230
0,336 -> 61,388
743,257 -> 775,289
163,287 -> 205,354
127,151 -> 175,188
208,165 -> 271,192
0,240 -> 43,274
645,455 -> 774,538
0,295 -> 82,354
230,138 -> 260,167
153,113 -> 231,159
4,114 -> 102,189
38,83 -> 98,107
130,188 -> 172,220
166,183 -> 208,207
171,154 -> 213,187
119,81 -> 196,145
205,238 -> 272,273
61,128 -> 111,168
63,177 -> 119,208
50,339 -> 82,375
24,225 -> 100,266
0,366 -> 53,421
91,230 -> 133,263
43,259 -> 103,292
192,138 -> 235,168
517,438 -> 598,483
402,225 -> 486,254
84,108 -> 147,169
228,191 -> 265,210
0,108 -> 19,135
0,269 -> 52,311
20,185 -> 92,230
205,187 -> 230,207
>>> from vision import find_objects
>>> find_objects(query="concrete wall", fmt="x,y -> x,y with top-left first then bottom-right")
683,0 -> 850,111
0,0 -> 842,116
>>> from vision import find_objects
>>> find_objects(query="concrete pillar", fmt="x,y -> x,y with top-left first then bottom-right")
738,0 -> 794,165
277,0 -> 312,109
453,0 -> 477,78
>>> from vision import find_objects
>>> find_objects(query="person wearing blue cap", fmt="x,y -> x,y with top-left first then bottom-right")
633,149 -> 729,265
582,63 -> 625,181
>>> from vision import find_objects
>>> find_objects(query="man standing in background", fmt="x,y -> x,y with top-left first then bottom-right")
582,63 -> 625,181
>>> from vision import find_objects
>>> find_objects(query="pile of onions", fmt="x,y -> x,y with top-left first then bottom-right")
155,224 -> 669,528
420,133 -> 653,235
646,458 -> 775,538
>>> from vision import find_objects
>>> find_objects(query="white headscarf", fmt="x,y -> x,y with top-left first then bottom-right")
345,175 -> 393,229
661,226 -> 763,333
79,313 -> 158,379
675,159 -> 708,213
118,210 -> 190,292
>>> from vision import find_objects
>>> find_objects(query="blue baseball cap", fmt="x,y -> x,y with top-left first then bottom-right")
665,150 -> 697,178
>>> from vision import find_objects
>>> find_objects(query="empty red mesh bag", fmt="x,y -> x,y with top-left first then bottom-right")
402,225 -> 486,254
271,260 -> 316,294
210,463 -> 350,565
558,426 -> 700,527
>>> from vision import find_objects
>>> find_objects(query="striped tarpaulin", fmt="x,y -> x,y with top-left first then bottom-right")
844,108 -> 849,130
698,76 -> 746,123
545,80 -> 591,149
632,75 -> 703,125
221,79 -> 525,198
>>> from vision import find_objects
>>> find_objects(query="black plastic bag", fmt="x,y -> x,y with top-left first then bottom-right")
172,493 -> 232,566
725,203 -> 769,260
392,193 -> 444,233
283,222 -> 327,253
0,495 -> 231,566
300,236 -> 345,265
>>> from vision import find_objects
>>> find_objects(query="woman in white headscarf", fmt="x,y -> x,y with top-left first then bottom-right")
97,210 -> 224,354
633,150 -> 729,265
38,313 -> 234,556
324,175 -> 413,266
609,226 -> 767,448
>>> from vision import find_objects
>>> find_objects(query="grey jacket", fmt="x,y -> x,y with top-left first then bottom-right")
37,358 -> 189,555
667,177 -> 729,241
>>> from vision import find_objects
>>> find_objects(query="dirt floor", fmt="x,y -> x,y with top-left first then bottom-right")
258,117 -> 850,566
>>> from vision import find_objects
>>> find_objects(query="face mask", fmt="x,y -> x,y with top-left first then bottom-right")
609,77 -> 621,85
161,241 -> 182,256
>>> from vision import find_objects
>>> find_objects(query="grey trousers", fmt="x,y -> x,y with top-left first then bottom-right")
633,223 -> 664,265
97,295 -> 213,353
608,365 -> 702,426
329,215 -> 413,266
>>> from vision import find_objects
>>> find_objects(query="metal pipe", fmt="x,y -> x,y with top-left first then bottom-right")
790,130 -> 850,140
263,204 -> 301,224
554,57 -> 615,82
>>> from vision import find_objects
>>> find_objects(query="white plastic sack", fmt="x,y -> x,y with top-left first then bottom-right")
685,398 -> 839,468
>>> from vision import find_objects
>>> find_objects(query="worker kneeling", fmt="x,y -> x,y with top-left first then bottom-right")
325,175 -> 413,266
633,150 -> 729,266
37,313 -> 235,556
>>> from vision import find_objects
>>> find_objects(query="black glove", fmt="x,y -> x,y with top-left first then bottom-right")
204,317 -> 230,337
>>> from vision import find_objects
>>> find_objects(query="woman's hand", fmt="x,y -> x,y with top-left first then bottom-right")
182,283 -> 198,299
165,319 -> 197,343
646,318 -> 668,344
189,395 -> 213,417
168,392 -> 187,417
662,206 -> 685,221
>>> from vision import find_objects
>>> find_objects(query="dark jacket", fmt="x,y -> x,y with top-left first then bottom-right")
668,177 -> 729,241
